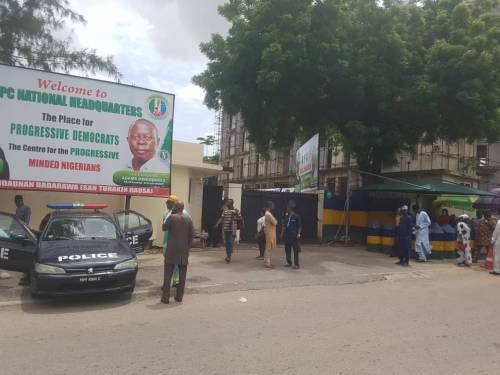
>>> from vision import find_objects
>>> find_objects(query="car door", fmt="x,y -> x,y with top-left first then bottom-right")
0,212 -> 37,272
114,210 -> 153,253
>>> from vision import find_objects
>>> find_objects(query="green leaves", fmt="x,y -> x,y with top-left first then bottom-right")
195,0 -> 500,172
0,0 -> 121,80
197,135 -> 216,146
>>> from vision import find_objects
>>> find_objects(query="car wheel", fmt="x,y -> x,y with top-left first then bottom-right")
126,286 -> 135,294
30,290 -> 42,299
120,288 -> 134,300
29,273 -> 41,299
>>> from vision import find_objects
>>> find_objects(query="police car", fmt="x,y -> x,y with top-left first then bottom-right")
0,203 -> 152,297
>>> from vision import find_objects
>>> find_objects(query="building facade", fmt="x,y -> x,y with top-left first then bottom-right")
219,112 -> 498,193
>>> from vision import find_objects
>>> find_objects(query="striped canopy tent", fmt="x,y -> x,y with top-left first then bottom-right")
433,195 -> 478,211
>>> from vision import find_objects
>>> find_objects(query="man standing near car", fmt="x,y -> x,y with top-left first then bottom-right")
162,201 -> 193,304
282,201 -> 302,269
15,195 -> 31,226
162,195 -> 191,289
14,195 -> 31,285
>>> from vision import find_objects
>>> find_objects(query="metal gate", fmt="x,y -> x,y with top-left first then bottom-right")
240,190 -> 318,242
202,184 -> 224,246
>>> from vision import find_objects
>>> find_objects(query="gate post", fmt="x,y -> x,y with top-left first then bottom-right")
317,191 -> 324,242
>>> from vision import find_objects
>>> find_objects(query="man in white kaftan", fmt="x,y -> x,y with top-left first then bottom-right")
490,219 -> 500,275
414,205 -> 432,262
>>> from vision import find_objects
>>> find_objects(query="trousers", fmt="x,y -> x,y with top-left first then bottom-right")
457,246 -> 472,265
284,239 -> 300,266
398,238 -> 411,264
224,231 -> 234,258
162,263 -> 188,302
257,234 -> 266,257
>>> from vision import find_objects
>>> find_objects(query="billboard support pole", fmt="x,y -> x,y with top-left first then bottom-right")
125,195 -> 131,211
344,153 -> 351,243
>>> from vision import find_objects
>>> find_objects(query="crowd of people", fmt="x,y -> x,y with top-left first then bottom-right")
393,204 -> 500,275
160,196 -> 302,304
5,192 -> 498,306
212,198 -> 302,269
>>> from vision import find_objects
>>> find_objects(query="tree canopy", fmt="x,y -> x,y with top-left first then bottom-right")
0,0 -> 121,80
194,0 -> 500,172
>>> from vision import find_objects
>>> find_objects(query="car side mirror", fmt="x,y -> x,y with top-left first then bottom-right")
10,233 -> 34,246
10,233 -> 28,241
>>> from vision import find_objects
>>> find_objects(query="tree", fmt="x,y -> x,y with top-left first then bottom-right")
197,134 -> 220,164
194,0 -> 500,173
0,0 -> 121,80
197,135 -> 216,146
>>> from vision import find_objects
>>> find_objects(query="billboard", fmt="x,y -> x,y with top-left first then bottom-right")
295,133 -> 319,192
0,65 -> 173,197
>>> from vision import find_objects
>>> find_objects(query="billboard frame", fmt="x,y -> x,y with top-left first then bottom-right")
0,64 -> 176,197
295,133 -> 320,193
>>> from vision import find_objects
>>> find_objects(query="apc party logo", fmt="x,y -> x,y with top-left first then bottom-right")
146,95 -> 169,120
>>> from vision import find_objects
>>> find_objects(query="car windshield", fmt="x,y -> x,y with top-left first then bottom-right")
43,217 -> 119,240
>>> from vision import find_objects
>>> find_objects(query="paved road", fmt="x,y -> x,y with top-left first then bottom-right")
1,245 -> 500,374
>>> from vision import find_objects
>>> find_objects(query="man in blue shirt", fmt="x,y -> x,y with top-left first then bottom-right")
15,195 -> 31,226
282,200 -> 302,269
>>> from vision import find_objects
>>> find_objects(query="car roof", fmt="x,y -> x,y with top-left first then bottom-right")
48,210 -> 113,219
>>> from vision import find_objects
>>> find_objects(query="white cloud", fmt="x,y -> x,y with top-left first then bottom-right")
68,0 -> 228,142
177,84 -> 205,103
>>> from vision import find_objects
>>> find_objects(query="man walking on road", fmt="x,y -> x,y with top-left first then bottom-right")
162,201 -> 194,304
413,204 -> 432,262
395,205 -> 412,267
215,199 -> 241,263
264,201 -> 278,269
282,200 -> 301,269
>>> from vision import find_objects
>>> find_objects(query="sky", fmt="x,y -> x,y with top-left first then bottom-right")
70,0 -> 229,144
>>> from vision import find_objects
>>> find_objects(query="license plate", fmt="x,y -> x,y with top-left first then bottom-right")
79,276 -> 102,283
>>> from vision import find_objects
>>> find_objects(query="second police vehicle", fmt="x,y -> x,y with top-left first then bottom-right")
0,203 -> 153,297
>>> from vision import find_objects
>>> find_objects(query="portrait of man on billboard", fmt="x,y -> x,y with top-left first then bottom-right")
0,147 -> 10,180
126,119 -> 170,172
